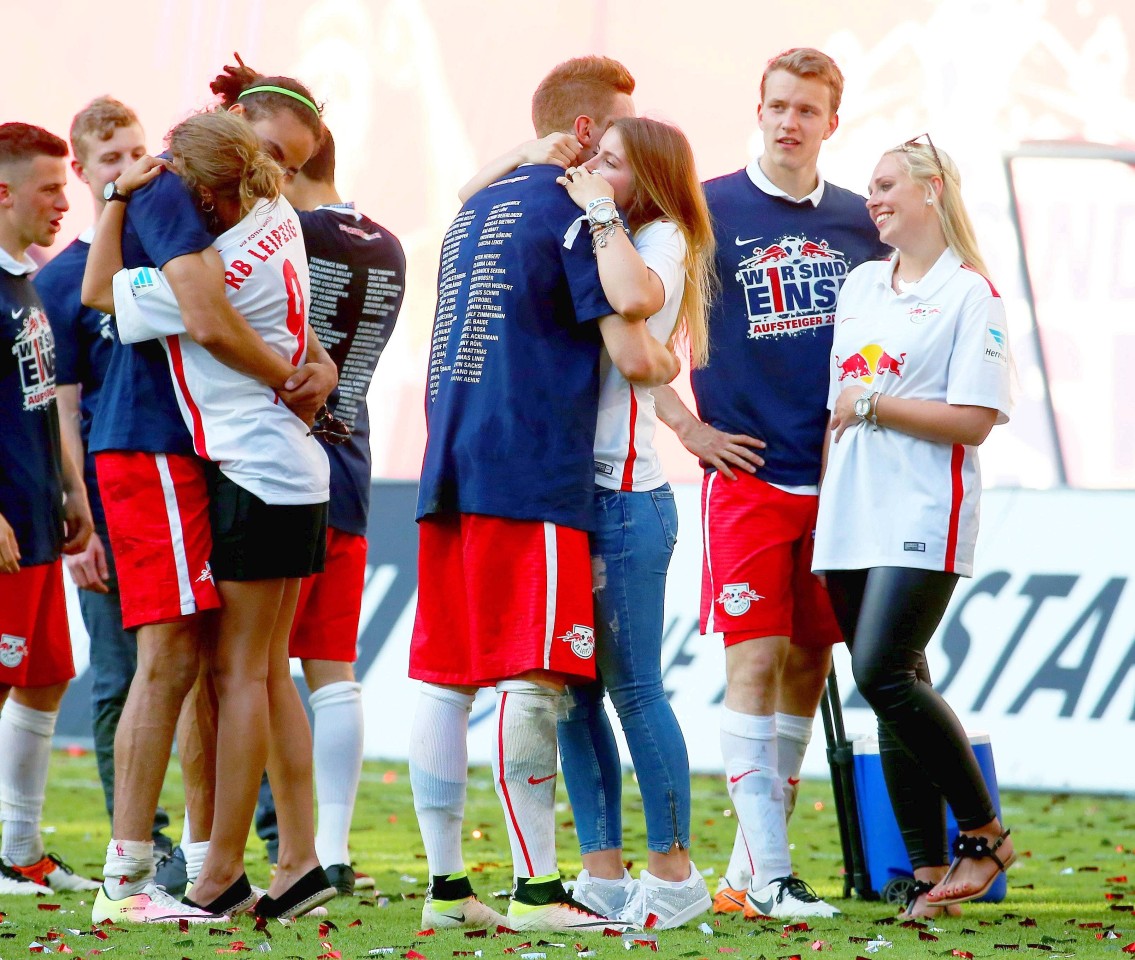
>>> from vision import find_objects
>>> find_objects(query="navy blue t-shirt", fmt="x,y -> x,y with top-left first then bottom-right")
298,204 -> 406,536
1,263 -> 63,566
88,166 -> 213,455
34,236 -> 115,525
416,165 -> 613,531
691,170 -> 890,486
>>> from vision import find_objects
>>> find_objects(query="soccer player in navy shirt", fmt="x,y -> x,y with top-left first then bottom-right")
409,56 -> 679,934
0,123 -> 95,896
33,97 -> 181,892
654,48 -> 890,919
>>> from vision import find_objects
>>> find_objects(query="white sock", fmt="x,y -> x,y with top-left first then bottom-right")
493,681 -> 560,880
0,701 -> 57,865
181,810 -> 193,847
183,840 -> 210,884
724,826 -> 752,890
409,683 -> 474,878
776,712 -> 814,820
643,863 -> 695,887
102,839 -> 155,897
720,707 -> 791,888
311,681 -> 364,867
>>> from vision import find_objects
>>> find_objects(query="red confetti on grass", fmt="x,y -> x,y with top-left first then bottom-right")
495,926 -> 519,935
1020,918 -> 1038,927
348,921 -> 363,929
782,922 -> 810,934
602,929 -> 622,937
415,930 -> 436,937
404,953 -> 428,960
92,931 -> 109,941
1108,876 -> 1128,883
951,951 -> 974,958
1123,945 -> 1135,954
918,931 -> 938,941
37,904 -> 61,912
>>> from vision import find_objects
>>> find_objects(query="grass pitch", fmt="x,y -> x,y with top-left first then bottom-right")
2,751 -> 1133,958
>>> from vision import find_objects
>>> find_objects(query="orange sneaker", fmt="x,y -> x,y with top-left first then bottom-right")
4,854 -> 100,892
712,877 -> 747,914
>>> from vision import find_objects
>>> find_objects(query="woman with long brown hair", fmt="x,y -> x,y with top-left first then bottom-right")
552,117 -> 715,930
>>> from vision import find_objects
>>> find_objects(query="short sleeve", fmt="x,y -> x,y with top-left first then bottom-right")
945,284 -> 1011,424
558,215 -> 614,324
123,168 -> 213,269
634,220 -> 686,313
112,267 -> 186,343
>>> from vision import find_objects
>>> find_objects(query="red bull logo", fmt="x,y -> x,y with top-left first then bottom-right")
835,343 -> 908,384
753,244 -> 789,265
558,624 -> 596,659
716,582 -> 764,617
799,240 -> 836,259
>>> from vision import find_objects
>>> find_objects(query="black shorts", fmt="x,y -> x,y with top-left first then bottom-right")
205,464 -> 328,581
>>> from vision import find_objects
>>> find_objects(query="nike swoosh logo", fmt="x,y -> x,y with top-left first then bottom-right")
735,236 -> 764,247
729,768 -> 761,783
527,773 -> 557,785
11,308 -> 25,320
749,895 -> 775,916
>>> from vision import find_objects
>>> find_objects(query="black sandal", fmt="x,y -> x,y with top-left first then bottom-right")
899,879 -> 935,918
928,828 -> 1016,906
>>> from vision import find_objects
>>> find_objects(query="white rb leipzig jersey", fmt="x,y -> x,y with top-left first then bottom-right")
114,196 -> 329,505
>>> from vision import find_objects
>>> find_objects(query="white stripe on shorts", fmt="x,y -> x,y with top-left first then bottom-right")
155,454 -> 196,616
703,470 -> 717,635
542,522 -> 557,670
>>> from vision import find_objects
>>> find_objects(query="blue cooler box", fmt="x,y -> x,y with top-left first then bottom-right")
851,732 -> 1007,903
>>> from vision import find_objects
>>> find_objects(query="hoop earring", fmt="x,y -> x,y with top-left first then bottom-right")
201,201 -> 215,213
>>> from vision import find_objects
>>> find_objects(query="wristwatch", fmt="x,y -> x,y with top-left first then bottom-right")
103,181 -> 130,204
854,392 -> 873,422
587,201 -> 618,227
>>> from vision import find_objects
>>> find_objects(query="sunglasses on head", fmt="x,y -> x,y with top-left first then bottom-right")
307,404 -> 351,445
902,132 -> 945,179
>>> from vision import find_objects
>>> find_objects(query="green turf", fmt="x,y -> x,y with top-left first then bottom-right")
1,750 -> 1133,958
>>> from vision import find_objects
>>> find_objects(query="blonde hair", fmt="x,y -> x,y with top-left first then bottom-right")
887,140 -> 989,277
69,97 -> 141,163
613,117 -> 715,368
167,111 -> 280,222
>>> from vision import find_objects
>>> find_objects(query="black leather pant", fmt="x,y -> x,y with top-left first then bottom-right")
826,567 -> 997,869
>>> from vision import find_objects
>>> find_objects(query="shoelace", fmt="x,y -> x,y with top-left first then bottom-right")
46,853 -> 77,875
778,877 -> 824,903
615,880 -> 644,923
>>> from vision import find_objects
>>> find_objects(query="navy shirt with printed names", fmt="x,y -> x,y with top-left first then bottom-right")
88,165 -> 213,456
298,204 -> 406,536
691,169 -> 890,486
416,164 -> 613,532
1,253 -> 64,566
34,234 -> 115,526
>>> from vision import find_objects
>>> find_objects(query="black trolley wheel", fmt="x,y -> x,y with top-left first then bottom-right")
881,875 -> 917,906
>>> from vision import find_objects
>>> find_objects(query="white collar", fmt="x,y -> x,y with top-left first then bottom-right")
0,245 -> 38,276
316,201 -> 359,219
79,226 -> 96,244
746,157 -> 825,206
875,247 -> 963,297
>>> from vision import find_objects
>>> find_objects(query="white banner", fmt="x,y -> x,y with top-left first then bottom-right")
56,483 -> 1135,793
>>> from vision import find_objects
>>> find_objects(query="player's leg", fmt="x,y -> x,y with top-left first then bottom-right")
408,514 -> 504,930
581,486 -> 709,928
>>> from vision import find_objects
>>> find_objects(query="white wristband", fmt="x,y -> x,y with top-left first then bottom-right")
585,196 -> 616,213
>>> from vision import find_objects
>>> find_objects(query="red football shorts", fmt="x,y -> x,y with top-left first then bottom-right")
0,560 -> 75,687
410,513 -> 596,687
700,470 -> 842,649
289,528 -> 368,661
96,451 -> 220,631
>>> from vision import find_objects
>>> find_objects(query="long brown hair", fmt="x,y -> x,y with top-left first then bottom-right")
167,111 -> 281,229
210,52 -> 324,144
614,117 -> 715,368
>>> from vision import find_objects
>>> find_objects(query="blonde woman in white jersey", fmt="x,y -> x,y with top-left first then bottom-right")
84,111 -> 336,920
543,117 -> 716,929
812,136 -> 1014,919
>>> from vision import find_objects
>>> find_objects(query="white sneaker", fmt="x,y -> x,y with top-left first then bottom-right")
619,863 -> 712,930
506,896 -> 630,932
0,861 -> 51,895
422,894 -> 508,929
745,876 -> 841,919
93,882 -> 220,924
571,868 -> 636,918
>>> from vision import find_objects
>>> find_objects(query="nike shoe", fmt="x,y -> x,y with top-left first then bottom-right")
712,876 -> 747,914
93,882 -> 220,923
507,876 -> 630,932
422,894 -> 508,929
0,860 -> 51,895
4,853 -> 100,892
745,876 -> 841,919
619,864 -> 711,930
571,868 -> 636,918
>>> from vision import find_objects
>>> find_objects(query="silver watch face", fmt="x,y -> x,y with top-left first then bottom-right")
589,204 -> 616,225
103,181 -> 117,201
854,396 -> 872,418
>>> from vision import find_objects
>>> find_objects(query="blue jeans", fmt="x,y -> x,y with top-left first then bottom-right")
81,527 -> 170,845
558,485 -> 692,854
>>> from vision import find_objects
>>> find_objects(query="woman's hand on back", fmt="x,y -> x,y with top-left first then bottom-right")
557,166 -> 616,211
115,155 -> 169,197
